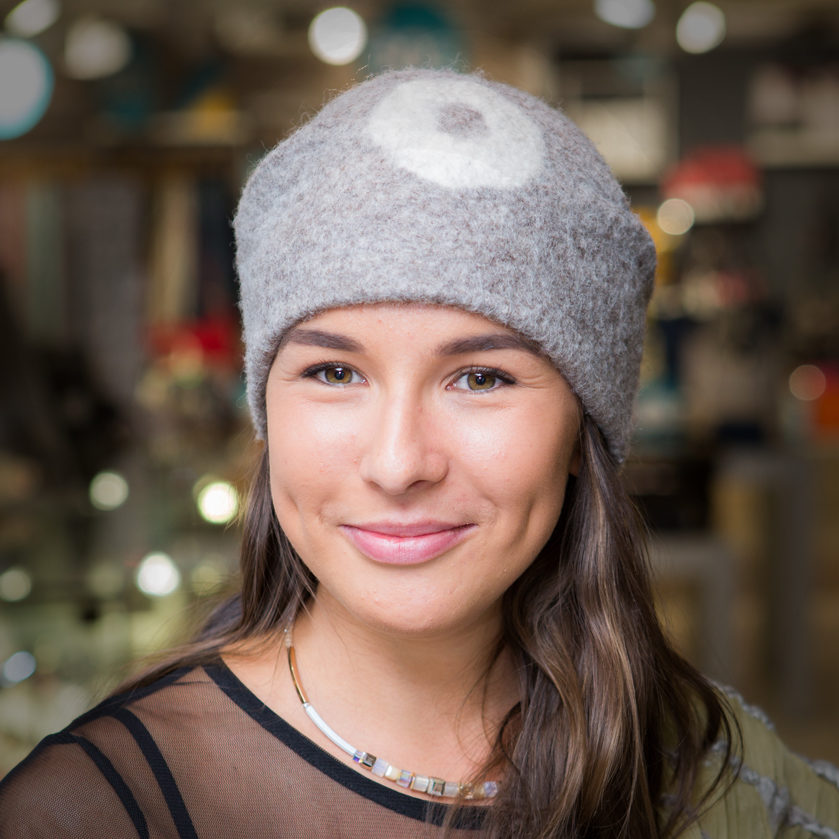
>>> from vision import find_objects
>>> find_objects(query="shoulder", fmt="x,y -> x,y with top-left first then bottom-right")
0,666 -> 219,839
693,686 -> 839,838
0,729 -> 146,839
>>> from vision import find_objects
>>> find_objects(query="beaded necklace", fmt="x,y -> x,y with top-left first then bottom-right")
284,626 -> 499,801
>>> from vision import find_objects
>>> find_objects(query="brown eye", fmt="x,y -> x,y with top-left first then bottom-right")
466,371 -> 497,391
322,366 -> 353,384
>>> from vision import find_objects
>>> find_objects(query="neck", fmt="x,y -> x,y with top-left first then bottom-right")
287,592 -> 519,781
299,592 -> 509,703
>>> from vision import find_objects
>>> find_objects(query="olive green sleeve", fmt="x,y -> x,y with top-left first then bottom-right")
693,689 -> 839,838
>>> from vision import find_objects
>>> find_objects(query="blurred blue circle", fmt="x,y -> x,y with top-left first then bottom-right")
0,37 -> 54,140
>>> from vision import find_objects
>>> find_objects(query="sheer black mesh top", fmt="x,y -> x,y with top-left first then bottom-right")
0,662 -> 486,838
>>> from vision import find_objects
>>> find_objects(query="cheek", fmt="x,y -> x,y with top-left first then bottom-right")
457,412 -> 574,502
266,405 -> 360,516
480,420 -> 576,564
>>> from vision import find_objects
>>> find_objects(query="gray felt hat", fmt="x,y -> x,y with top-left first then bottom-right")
234,68 -> 656,462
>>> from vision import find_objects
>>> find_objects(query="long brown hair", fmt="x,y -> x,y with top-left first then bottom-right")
117,414 -> 738,838
479,414 -> 739,837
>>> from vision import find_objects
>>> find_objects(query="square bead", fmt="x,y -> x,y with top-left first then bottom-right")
443,781 -> 460,798
384,765 -> 401,781
396,770 -> 413,788
360,753 -> 376,769
411,774 -> 430,793
428,778 -> 446,797
371,758 -> 388,777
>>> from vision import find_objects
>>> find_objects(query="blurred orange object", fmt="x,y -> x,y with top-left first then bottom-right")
814,364 -> 839,436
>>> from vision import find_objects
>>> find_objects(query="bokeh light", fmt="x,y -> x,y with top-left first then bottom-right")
657,198 -> 696,236
594,0 -> 655,30
196,479 -> 239,525
676,2 -> 726,54
0,567 -> 32,602
136,552 -> 181,597
789,365 -> 827,402
89,470 -> 130,511
5,0 -> 60,37
0,37 -> 54,139
3,651 -> 37,684
64,16 -> 131,80
308,7 -> 367,65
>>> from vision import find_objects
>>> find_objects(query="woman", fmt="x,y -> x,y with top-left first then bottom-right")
2,69 -> 837,838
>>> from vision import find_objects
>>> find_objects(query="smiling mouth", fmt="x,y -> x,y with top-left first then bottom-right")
339,523 -> 475,565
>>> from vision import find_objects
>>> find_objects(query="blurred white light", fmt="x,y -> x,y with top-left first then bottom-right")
3,651 -> 37,683
308,7 -> 367,65
5,0 -> 60,37
0,567 -> 32,602
789,365 -> 826,402
657,198 -> 695,236
196,480 -> 239,525
676,2 -> 726,54
64,16 -> 131,80
0,38 -> 53,139
594,0 -> 655,29
90,470 -> 129,511
136,552 -> 181,597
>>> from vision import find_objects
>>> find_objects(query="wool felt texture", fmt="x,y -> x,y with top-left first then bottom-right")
234,68 -> 656,462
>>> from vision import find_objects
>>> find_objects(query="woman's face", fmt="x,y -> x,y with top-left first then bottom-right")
265,304 -> 580,640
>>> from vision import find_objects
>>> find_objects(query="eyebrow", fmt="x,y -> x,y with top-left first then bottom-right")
281,327 -> 542,358
436,334 -> 543,357
281,328 -> 364,352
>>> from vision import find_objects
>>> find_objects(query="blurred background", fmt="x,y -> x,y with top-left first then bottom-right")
0,0 -> 837,774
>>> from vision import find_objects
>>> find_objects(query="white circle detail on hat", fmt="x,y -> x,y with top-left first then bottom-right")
366,77 -> 544,189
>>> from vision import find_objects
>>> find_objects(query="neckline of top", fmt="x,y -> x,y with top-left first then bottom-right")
203,658 -> 487,830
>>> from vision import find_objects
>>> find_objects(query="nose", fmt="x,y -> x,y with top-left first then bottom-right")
358,390 -> 448,495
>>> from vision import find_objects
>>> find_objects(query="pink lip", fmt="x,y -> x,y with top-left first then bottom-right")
340,521 -> 475,565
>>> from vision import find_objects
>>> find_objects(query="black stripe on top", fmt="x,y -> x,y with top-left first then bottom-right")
0,730 -> 150,839
59,732 -> 150,839
110,707 -> 199,839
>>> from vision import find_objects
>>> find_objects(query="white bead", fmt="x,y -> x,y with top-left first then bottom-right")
411,774 -> 430,793
443,781 -> 460,798
371,757 -> 388,777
